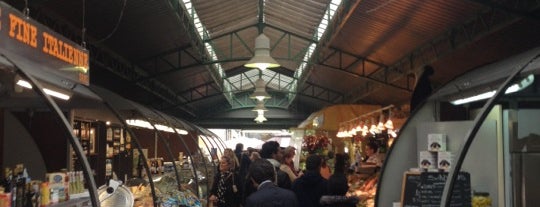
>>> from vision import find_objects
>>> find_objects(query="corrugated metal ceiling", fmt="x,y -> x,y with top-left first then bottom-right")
4,0 -> 540,128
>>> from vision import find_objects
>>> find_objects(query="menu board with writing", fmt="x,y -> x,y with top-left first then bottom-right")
401,172 -> 422,207
401,171 -> 471,207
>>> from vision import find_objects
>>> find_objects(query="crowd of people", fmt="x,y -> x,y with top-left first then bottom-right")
208,141 -> 361,207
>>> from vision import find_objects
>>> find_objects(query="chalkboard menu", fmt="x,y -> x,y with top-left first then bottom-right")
401,171 -> 471,207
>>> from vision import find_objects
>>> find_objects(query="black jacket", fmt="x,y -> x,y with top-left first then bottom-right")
291,171 -> 327,207
319,195 -> 359,207
245,181 -> 298,207
210,171 -> 241,207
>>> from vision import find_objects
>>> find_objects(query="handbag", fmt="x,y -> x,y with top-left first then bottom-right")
232,173 -> 238,193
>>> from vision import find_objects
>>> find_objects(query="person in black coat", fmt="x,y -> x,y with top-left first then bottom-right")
410,65 -> 435,112
209,155 -> 241,207
245,159 -> 298,207
292,154 -> 328,207
320,153 -> 359,207
234,143 -> 251,197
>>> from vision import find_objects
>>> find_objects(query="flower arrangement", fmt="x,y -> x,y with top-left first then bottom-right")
302,135 -> 330,154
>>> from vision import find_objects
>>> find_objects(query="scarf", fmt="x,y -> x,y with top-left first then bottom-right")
216,171 -> 231,204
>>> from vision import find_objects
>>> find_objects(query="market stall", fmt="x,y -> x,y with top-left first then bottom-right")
377,47 -> 540,207
298,104 -> 409,206
0,2 -> 224,206
0,2 -> 99,205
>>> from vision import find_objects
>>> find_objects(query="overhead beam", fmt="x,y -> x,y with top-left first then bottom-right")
166,0 -> 229,101
469,0 -> 540,20
295,0 -> 363,87
26,3 -> 199,118
346,5 -> 532,103
299,82 -> 345,104
315,47 -> 412,92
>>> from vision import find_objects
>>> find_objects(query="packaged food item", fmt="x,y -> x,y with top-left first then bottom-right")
40,182 -> 50,207
0,188 -> 12,207
472,192 -> 492,207
428,133 -> 447,151
46,172 -> 67,202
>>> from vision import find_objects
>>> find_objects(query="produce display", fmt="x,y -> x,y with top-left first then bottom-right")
347,173 -> 378,207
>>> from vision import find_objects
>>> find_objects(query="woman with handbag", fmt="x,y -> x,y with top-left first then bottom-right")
209,155 -> 241,207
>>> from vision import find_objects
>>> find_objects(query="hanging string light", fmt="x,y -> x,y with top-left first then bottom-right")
377,114 -> 385,131
385,109 -> 394,129
336,105 -> 398,138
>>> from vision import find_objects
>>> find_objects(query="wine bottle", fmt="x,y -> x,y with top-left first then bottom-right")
14,166 -> 26,207
2,168 -> 13,193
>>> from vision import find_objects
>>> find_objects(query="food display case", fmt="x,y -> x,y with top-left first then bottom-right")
0,2 -> 223,206
91,86 -> 222,207
377,47 -> 540,207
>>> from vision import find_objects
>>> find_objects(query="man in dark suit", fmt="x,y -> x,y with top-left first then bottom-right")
245,159 -> 298,207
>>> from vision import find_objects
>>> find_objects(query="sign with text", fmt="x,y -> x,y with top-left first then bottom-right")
401,171 -> 471,207
0,2 -> 89,85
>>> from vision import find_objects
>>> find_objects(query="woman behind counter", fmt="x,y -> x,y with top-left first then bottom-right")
209,155 -> 241,207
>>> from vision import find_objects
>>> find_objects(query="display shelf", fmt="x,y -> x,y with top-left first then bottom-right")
47,197 -> 91,207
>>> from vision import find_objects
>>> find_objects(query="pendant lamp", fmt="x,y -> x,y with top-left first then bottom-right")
252,101 -> 268,113
244,33 -> 280,70
250,78 -> 271,101
254,110 -> 267,123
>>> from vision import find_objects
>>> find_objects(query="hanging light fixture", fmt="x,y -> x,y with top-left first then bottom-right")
377,114 -> 385,131
252,101 -> 268,113
384,109 -> 394,129
254,110 -> 267,123
369,117 -> 379,134
244,33 -> 280,70
250,78 -> 271,101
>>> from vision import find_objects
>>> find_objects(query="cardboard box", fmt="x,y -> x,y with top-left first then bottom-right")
46,172 -> 67,202
438,151 -> 453,171
419,151 -> 437,169
428,133 -> 447,151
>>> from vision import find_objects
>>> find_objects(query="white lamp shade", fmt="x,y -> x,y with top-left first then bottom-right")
250,78 -> 271,101
254,114 -> 267,123
384,119 -> 394,129
252,101 -> 268,113
244,34 -> 280,70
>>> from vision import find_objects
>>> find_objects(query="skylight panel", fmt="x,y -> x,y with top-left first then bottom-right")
288,0 -> 342,102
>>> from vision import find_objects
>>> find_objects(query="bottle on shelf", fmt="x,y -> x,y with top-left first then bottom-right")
105,159 -> 113,185
1,168 -> 13,193
40,182 -> 50,207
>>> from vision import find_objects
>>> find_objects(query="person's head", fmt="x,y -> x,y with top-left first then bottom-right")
248,159 -> 276,186
366,142 -> 378,156
305,154 -> 322,172
235,143 -> 244,153
327,175 -> 349,195
247,147 -> 255,154
250,151 -> 261,161
260,141 -> 281,159
282,146 -> 296,163
327,151 -> 335,159
224,148 -> 234,157
334,153 -> 347,174
219,155 -> 235,172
